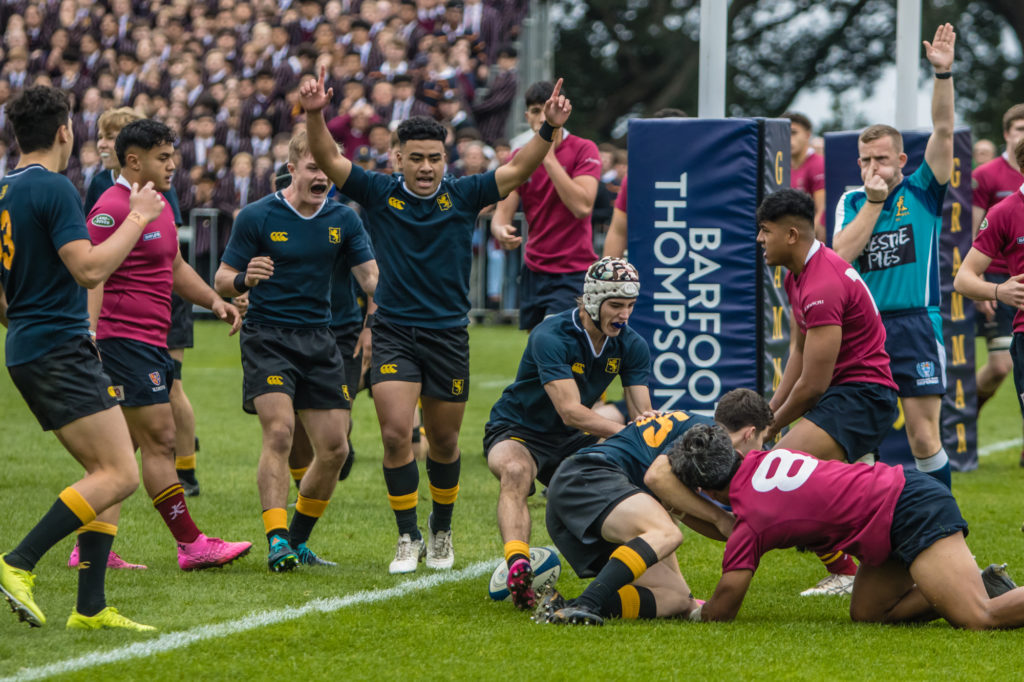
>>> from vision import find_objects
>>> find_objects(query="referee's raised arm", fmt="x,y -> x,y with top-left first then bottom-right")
494,77 -> 573,198
300,66 -> 353,190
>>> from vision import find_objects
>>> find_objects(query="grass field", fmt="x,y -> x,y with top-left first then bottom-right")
2,321 -> 1024,681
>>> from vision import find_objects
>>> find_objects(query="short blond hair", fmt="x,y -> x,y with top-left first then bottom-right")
98,107 -> 142,138
859,124 -> 903,154
287,130 -> 340,166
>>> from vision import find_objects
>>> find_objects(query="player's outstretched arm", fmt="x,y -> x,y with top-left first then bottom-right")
603,206 -> 628,258
173,253 -> 241,334
494,78 -> 572,197
59,182 -> 165,288
301,66 -> 353,189
623,385 -> 656,421
769,325 -> 840,437
543,377 -> 626,438
954,248 -> 1024,310
923,22 -> 956,184
700,570 -> 754,622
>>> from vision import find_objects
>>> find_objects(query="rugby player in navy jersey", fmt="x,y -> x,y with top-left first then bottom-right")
87,119 -> 249,572
536,389 -> 773,626
0,86 -> 161,631
215,131 -> 377,572
300,67 -> 573,574
485,257 -> 654,609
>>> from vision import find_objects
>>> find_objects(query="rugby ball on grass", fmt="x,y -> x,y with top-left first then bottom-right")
488,546 -> 561,601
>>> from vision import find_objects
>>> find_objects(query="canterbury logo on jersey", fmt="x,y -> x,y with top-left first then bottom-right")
388,197 -> 405,210
605,358 -> 620,374
0,185 -> 7,200
380,364 -> 398,374
270,232 -> 288,242
329,226 -> 341,243
437,193 -> 453,211
571,362 -> 584,374
267,375 -> 284,385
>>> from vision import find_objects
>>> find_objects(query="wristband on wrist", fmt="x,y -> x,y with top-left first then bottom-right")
995,283 -> 1001,303
538,121 -> 558,143
934,71 -> 953,79
866,197 -> 886,204
364,312 -> 376,327
126,211 -> 146,226
233,272 -> 250,294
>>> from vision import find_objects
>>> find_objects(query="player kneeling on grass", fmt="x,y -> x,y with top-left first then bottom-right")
485,257 -> 654,610
215,131 -> 377,572
537,389 -> 772,626
677,423 -> 1024,629
87,119 -> 251,571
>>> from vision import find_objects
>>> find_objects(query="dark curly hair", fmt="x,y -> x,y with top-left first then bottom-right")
755,188 -> 815,233
524,80 -> 568,107
667,423 -> 742,491
116,119 -> 177,166
396,116 -> 446,144
7,86 -> 71,155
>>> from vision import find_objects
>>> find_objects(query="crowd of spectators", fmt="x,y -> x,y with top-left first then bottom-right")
0,0 -> 527,224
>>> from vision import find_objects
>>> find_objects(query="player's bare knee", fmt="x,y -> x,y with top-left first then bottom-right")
497,456 -> 533,491
319,440 -> 349,468
263,421 -> 295,455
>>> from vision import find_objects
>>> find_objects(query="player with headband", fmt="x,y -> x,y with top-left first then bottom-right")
484,256 -> 655,610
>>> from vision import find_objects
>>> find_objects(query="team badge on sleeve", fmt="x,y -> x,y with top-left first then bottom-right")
329,226 -> 341,244
437,193 -> 453,211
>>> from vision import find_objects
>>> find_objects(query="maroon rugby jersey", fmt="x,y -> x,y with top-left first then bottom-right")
783,241 -> 898,390
88,177 -> 178,347
511,133 -> 602,274
973,154 -> 1023,275
614,174 -> 628,212
973,185 -> 1024,333
722,449 -> 906,573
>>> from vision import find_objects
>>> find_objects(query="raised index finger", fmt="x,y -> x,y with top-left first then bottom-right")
550,78 -> 563,101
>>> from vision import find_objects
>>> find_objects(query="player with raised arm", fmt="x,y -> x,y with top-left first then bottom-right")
537,390 -> 773,626
832,24 -> 957,489
485,256 -> 653,609
759,188 -> 898,596
299,66 -> 572,574
86,119 -> 250,571
0,86 -> 159,631
215,130 -> 377,572
675,423 -> 1024,629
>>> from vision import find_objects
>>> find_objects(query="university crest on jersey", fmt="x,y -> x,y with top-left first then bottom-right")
329,226 -> 341,244
149,371 -> 162,386
451,378 -> 464,395
605,358 -> 620,374
437,193 -> 453,211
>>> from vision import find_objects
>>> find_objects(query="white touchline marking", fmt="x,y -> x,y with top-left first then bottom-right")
4,560 -> 493,682
977,438 -> 1022,457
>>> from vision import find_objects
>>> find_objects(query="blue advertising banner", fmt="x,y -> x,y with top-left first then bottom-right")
627,118 -> 790,413
823,128 -> 977,470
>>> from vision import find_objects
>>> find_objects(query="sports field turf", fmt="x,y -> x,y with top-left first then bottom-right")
2,321 -> 1024,681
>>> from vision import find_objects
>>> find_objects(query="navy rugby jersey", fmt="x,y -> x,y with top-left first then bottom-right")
85,169 -> 183,224
0,165 -> 91,365
340,164 -> 501,328
488,308 -> 651,437
221,192 -> 368,328
331,221 -> 375,328
573,410 -> 713,495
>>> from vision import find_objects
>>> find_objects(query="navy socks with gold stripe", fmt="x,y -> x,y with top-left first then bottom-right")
574,537 -> 658,615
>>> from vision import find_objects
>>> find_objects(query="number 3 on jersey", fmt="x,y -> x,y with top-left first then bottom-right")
751,449 -> 817,492
0,209 -> 13,270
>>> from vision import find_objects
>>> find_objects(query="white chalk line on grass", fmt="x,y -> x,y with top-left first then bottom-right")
4,560 -> 492,682
977,438 -> 1023,457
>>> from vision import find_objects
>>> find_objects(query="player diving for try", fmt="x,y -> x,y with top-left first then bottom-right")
536,389 -> 774,625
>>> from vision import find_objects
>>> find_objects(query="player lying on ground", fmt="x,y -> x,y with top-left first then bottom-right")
537,389 -> 773,626
674,424 -> 1024,629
